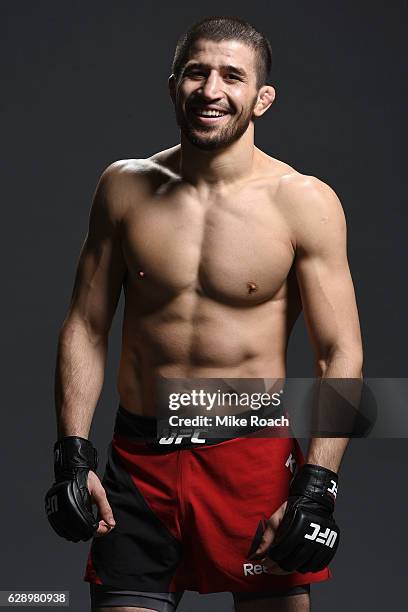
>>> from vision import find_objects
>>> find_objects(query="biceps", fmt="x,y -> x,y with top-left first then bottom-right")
295,254 -> 361,356
68,232 -> 126,336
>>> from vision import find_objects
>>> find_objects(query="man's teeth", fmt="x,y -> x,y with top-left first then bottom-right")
195,109 -> 227,117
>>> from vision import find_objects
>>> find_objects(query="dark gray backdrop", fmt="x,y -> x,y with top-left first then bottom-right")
1,0 -> 407,610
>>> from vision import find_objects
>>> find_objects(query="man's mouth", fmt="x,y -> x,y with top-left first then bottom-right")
193,108 -> 229,117
188,106 -> 231,124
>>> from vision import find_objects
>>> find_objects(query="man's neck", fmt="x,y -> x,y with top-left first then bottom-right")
179,128 -> 257,190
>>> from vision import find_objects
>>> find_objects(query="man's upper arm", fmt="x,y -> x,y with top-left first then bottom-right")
283,174 -> 363,373
66,162 -> 128,337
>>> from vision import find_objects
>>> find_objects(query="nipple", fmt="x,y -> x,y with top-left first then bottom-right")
247,282 -> 258,294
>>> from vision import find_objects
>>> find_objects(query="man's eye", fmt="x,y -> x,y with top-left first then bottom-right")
188,71 -> 205,78
225,74 -> 240,81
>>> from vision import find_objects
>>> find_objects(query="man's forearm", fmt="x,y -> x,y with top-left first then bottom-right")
306,437 -> 348,473
55,319 -> 108,438
306,350 -> 363,472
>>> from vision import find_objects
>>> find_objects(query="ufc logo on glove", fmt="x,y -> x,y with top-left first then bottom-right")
304,522 -> 338,548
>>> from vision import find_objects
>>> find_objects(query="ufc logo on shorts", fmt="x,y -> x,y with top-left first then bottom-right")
327,479 -> 338,498
158,430 -> 206,445
46,495 -> 58,516
304,522 -> 338,548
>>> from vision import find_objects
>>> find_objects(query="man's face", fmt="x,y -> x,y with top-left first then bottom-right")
171,39 -> 260,151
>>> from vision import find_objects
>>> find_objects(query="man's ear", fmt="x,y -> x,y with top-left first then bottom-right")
168,74 -> 176,104
253,85 -> 276,118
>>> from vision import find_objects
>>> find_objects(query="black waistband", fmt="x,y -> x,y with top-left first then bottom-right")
114,405 -> 158,439
114,405 -> 235,448
114,403 -> 288,450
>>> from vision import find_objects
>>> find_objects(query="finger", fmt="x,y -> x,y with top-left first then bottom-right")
254,526 -> 274,557
95,520 -> 115,537
268,501 -> 288,530
254,501 -> 289,557
89,480 -> 116,527
252,558 -> 290,575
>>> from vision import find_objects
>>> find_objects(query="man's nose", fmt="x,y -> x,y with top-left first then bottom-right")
200,70 -> 223,99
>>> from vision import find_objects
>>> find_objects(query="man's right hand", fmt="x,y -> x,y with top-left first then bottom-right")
44,437 -> 115,542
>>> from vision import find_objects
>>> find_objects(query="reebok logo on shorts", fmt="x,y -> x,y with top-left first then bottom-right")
243,563 -> 269,576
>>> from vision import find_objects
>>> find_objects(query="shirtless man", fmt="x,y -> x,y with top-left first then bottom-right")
45,16 -> 363,612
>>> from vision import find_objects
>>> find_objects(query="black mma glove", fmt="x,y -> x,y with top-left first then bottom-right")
45,436 -> 99,542
267,463 -> 340,573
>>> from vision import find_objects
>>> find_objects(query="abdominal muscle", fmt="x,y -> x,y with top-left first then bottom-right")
117,287 -> 294,416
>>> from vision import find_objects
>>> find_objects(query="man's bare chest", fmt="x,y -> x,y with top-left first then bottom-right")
122,188 -> 295,306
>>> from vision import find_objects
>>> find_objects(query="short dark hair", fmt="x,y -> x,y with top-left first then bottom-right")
171,16 -> 272,89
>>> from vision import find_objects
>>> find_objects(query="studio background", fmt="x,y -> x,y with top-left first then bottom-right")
1,1 -> 407,610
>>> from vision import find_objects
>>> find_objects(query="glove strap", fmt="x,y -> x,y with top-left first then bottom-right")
54,436 -> 98,481
290,463 -> 338,510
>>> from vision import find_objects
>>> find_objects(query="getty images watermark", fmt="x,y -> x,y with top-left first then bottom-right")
168,388 -> 284,411
156,376 -> 408,443
157,388 -> 290,444
155,377 -> 408,442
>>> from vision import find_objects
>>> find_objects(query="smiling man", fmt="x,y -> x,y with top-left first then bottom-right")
45,16 -> 363,612
173,42 -> 261,150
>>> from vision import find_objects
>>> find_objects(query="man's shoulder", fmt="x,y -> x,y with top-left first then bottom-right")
257,152 -> 340,209
100,157 -> 165,183
269,168 -> 346,251
276,170 -> 345,225
98,150 -> 179,195
278,171 -> 338,201
104,144 -> 181,178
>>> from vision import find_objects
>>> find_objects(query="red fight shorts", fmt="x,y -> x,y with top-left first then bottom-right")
85,406 -> 331,594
